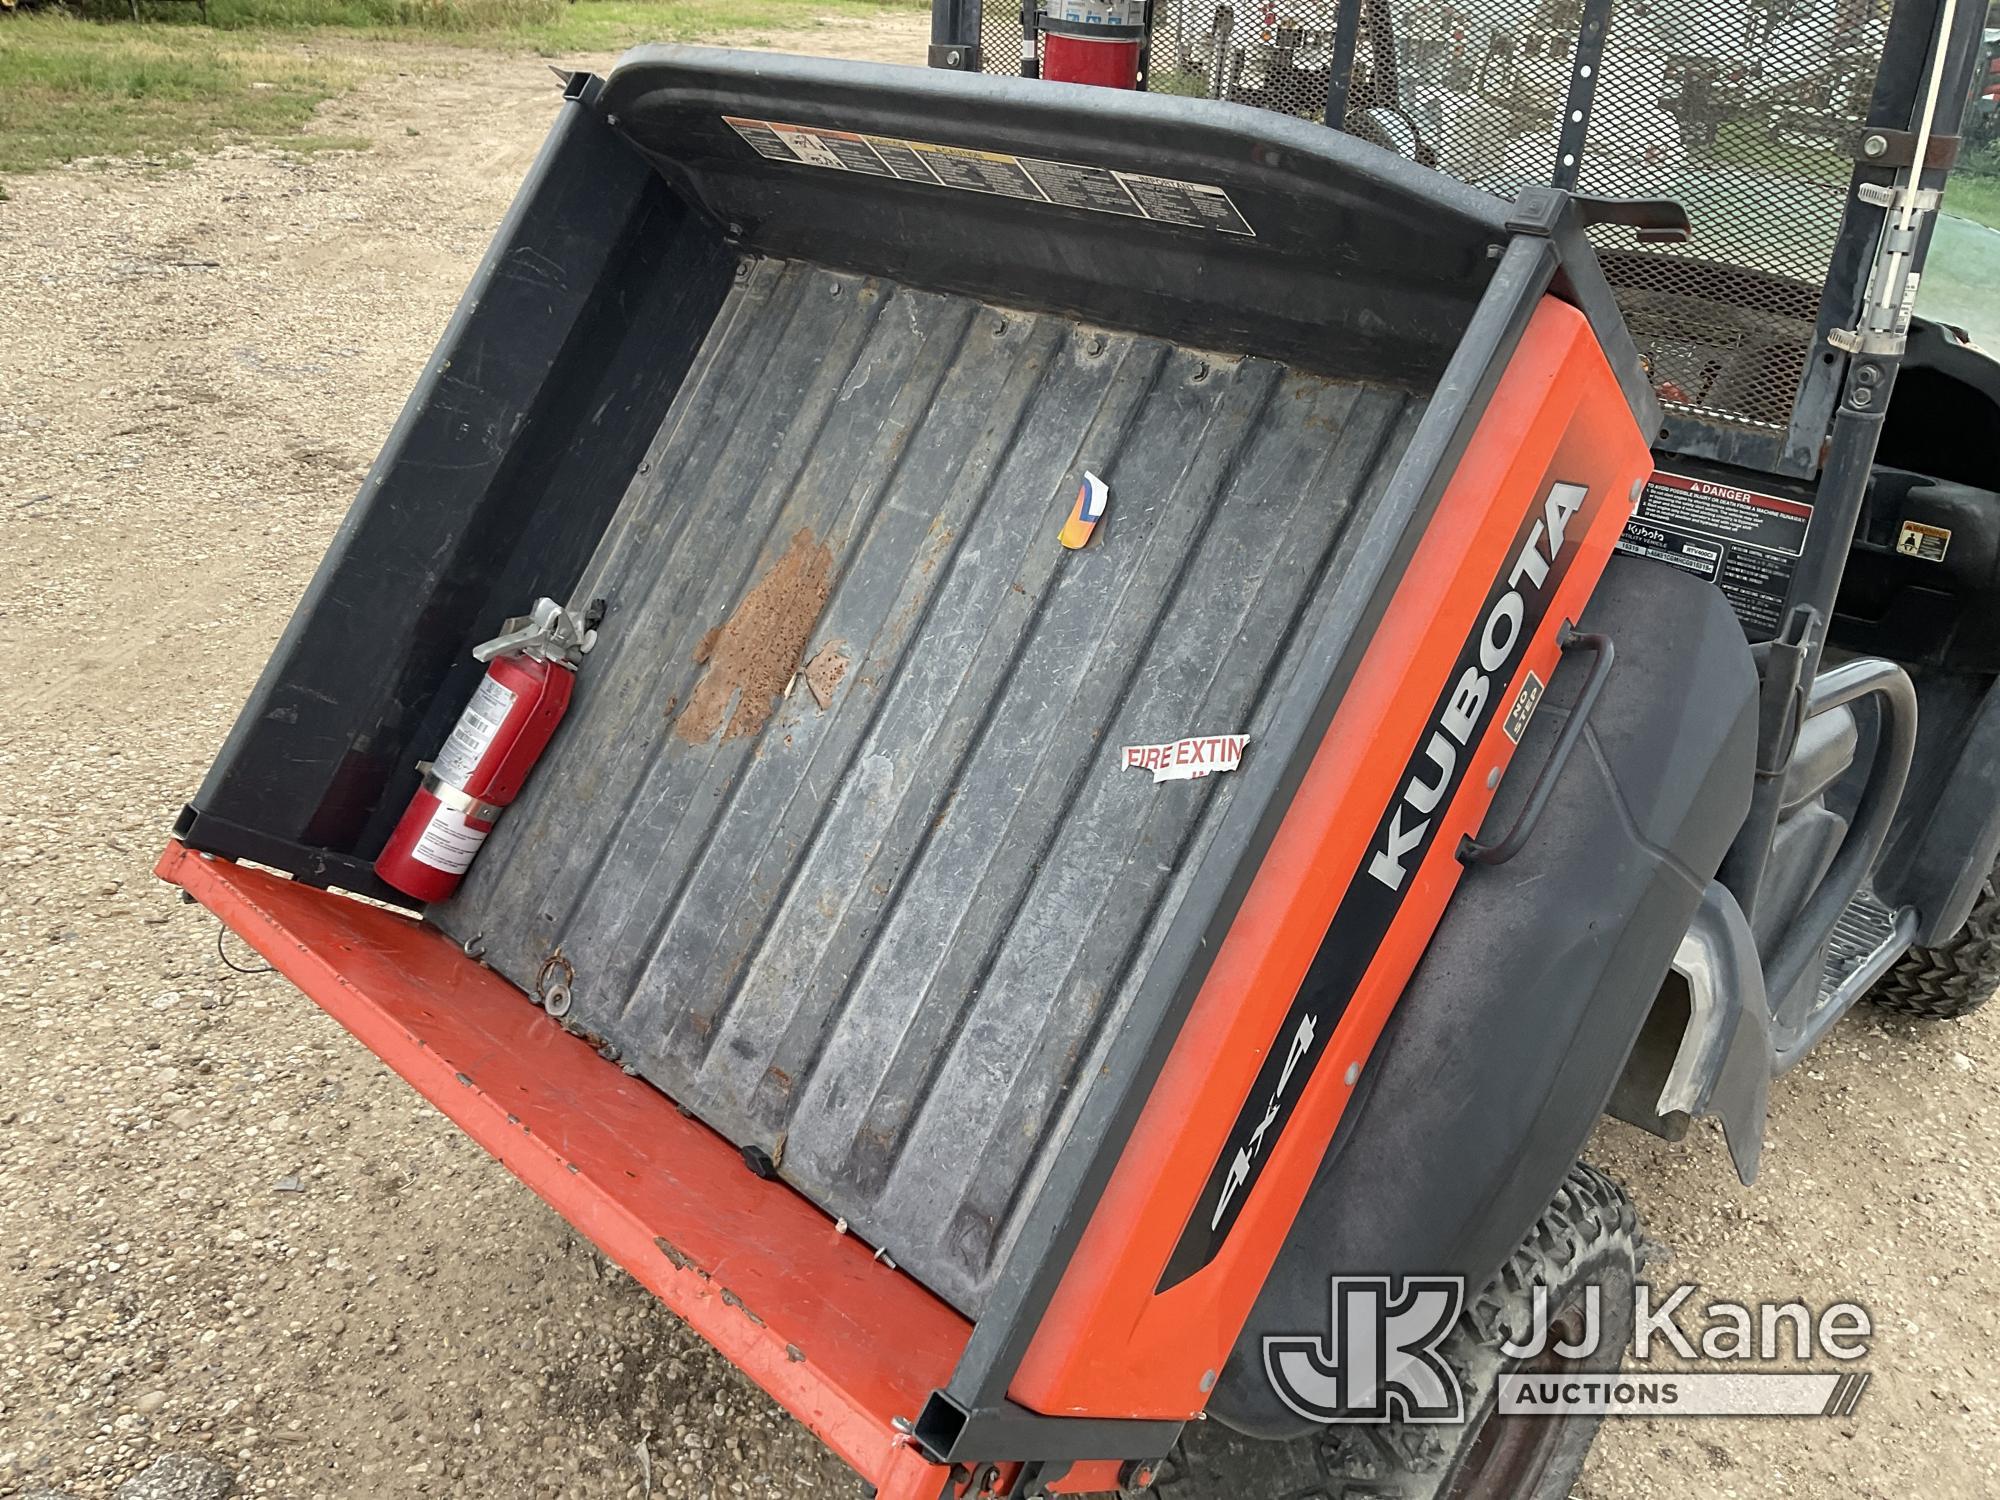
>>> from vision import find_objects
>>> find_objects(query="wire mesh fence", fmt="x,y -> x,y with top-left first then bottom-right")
975,0 -> 1896,434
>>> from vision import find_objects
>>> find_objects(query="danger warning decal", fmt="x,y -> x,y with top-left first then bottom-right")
1615,470 -> 1812,637
1156,477 -> 1607,1293
723,117 -> 1255,237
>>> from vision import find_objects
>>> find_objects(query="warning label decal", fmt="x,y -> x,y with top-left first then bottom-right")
1616,470 -> 1813,637
723,117 -> 1255,236
1896,519 -> 1951,562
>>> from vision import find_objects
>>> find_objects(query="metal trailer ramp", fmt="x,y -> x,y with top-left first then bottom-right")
433,256 -> 1426,1317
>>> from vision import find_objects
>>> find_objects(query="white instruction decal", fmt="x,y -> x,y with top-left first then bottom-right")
1123,734 -> 1249,783
723,117 -> 1255,237
433,675 -> 517,788
1615,470 -> 1813,637
410,803 -> 491,875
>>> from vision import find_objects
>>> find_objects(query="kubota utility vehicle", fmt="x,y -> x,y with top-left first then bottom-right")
160,0 -> 1999,1490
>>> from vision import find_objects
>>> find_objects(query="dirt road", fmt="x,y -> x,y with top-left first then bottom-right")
1,22 -> 1994,1499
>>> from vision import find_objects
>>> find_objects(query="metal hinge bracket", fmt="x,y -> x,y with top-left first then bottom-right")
1828,182 -> 1940,356
929,42 -> 981,69
1855,182 -> 1941,213
1854,128 -> 1962,170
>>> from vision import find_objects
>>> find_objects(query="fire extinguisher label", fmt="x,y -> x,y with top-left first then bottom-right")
433,675 -> 518,787
410,803 -> 491,876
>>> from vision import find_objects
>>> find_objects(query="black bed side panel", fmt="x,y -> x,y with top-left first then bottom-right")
1209,557 -> 1757,1438
177,100 -> 735,898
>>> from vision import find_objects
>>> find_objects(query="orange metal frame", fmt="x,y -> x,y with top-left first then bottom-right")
1011,297 -> 1652,1418
156,843 -> 965,1500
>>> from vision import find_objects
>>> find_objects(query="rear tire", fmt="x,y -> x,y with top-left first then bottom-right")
1869,868 -> 2000,1020
1146,1163 -> 1643,1500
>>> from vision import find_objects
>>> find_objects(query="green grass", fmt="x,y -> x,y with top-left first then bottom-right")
0,0 -> 923,179
1946,172 -> 2000,232
1946,138 -> 2000,233
0,16 -> 358,172
500,0 -> 926,54
1708,116 -> 1851,185
163,0 -> 923,51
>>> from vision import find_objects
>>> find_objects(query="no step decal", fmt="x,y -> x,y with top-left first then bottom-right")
724,117 -> 1255,237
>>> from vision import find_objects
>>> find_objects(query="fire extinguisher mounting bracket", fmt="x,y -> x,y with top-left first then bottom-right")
416,764 -> 507,823
473,597 -> 599,667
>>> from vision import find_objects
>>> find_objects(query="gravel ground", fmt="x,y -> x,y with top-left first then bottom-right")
1,21 -> 1995,1500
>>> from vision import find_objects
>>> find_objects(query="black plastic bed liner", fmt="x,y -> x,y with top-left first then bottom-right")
433,256 -> 1425,1316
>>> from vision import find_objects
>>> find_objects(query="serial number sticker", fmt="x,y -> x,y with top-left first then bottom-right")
432,675 -> 517,787
722,117 -> 1256,237
1896,519 -> 1951,562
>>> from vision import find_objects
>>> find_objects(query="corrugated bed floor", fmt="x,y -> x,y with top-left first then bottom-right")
435,256 -> 1427,1317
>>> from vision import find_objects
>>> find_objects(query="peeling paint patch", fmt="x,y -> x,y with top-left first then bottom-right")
653,1237 -> 710,1280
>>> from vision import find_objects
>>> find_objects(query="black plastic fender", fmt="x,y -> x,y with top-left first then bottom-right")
1207,557 -> 1757,1438
1879,674 -> 2000,946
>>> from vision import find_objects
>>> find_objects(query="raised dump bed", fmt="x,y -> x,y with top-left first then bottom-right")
430,259 -> 1428,1317
167,46 -> 1658,1493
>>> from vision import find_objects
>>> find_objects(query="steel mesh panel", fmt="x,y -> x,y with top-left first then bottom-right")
976,0 -> 1890,437
1378,0 -> 1587,181
1146,0 -> 1346,118
981,4 -> 1017,76
1575,0 -> 1890,430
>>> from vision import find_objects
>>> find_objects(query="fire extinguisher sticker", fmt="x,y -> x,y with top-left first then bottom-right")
433,676 -> 518,787
410,804 -> 491,876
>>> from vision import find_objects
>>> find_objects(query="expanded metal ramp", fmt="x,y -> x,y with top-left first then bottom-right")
434,256 -> 1425,1316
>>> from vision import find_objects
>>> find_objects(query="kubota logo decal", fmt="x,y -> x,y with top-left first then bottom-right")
1156,477 -> 1604,1292
1367,482 -> 1585,892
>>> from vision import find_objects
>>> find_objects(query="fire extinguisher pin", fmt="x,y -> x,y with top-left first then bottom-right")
473,596 -> 599,666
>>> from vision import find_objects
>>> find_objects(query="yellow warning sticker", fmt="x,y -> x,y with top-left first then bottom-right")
1896,519 -> 1951,562
722,116 -> 1255,236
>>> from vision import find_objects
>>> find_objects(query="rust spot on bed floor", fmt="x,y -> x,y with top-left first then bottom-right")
676,528 -> 834,743
802,640 -> 849,711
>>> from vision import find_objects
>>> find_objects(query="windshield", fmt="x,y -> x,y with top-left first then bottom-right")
1920,210 -> 2000,351
1921,61 -> 2000,352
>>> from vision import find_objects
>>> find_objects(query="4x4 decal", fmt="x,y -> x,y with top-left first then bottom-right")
1157,479 -> 1602,1292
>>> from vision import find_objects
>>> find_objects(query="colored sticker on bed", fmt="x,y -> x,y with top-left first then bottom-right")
1060,471 -> 1110,550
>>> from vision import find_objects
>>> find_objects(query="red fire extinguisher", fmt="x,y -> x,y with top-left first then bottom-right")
375,598 -> 598,904
1039,0 -> 1147,89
